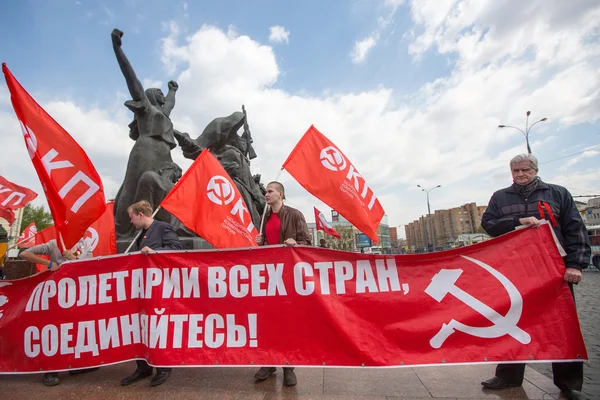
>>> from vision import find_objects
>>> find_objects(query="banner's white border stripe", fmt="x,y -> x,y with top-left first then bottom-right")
0,357 -> 588,374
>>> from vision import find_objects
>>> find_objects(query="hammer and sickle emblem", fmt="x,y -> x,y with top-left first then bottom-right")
425,255 -> 531,349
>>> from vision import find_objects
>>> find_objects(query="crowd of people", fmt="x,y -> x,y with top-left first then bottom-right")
5,155 -> 592,399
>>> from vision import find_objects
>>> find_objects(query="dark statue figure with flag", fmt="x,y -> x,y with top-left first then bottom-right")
110,28 -> 191,242
174,109 -> 266,228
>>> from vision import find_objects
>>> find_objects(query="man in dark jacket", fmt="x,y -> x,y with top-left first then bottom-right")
480,154 -> 590,400
254,181 -> 310,386
120,200 -> 182,387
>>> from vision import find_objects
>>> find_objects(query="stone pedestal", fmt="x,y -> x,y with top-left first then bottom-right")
2,259 -> 36,280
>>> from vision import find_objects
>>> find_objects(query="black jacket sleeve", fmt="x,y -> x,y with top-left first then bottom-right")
481,194 -> 519,237
558,188 -> 591,270
157,223 -> 183,250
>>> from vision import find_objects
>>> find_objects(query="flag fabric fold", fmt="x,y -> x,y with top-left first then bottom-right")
283,125 -> 384,242
16,222 -> 37,248
0,209 -> 15,226
2,64 -> 106,249
161,150 -> 259,249
0,175 -> 38,211
314,207 -> 341,238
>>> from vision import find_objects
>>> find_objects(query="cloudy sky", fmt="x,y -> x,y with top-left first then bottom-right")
1,0 -> 599,238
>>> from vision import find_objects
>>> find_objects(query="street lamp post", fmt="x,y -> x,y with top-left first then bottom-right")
417,184 -> 441,252
498,111 -> 547,154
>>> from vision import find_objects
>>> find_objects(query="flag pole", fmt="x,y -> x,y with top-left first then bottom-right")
8,237 -> 35,251
58,233 -> 68,253
259,168 -> 284,235
124,206 -> 162,253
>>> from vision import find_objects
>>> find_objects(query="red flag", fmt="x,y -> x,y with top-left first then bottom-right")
314,207 -> 341,238
0,208 -> 16,226
161,150 -> 258,249
84,201 -> 117,257
17,222 -> 37,248
2,64 -> 106,250
283,126 -> 384,243
0,175 -> 38,210
34,225 -> 57,245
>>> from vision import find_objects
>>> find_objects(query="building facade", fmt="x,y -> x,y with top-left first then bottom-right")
406,202 -> 487,251
581,197 -> 600,227
311,210 -> 391,252
0,207 -> 25,247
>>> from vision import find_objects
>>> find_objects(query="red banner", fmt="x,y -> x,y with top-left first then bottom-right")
0,175 -> 38,211
161,150 -> 258,249
2,64 -> 106,250
0,224 -> 586,373
283,126 -> 385,243
314,207 -> 341,239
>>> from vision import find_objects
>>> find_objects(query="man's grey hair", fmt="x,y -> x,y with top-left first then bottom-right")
510,154 -> 539,171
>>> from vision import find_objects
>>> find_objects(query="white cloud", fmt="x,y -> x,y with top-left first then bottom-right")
351,34 -> 379,63
350,0 -> 404,63
561,150 -> 600,169
2,1 -> 600,232
268,25 -> 290,44
142,79 -> 163,89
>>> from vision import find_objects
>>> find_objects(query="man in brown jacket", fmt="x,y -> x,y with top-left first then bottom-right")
255,181 -> 310,386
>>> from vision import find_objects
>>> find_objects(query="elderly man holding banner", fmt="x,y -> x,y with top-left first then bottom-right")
480,154 -> 590,400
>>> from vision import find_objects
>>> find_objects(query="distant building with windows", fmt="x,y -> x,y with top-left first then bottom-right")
309,210 -> 391,252
405,202 -> 487,251
580,197 -> 600,227
0,207 -> 25,247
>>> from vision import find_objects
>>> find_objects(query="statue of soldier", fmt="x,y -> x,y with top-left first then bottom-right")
174,111 -> 266,227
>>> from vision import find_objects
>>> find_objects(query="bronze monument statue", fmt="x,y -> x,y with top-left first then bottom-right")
111,28 -> 189,240
175,109 -> 266,227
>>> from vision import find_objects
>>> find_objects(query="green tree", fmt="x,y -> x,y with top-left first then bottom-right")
20,204 -> 53,233
329,225 -> 356,251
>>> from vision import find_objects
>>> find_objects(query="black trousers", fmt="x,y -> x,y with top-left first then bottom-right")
495,362 -> 583,391
136,360 -> 171,374
496,283 -> 583,391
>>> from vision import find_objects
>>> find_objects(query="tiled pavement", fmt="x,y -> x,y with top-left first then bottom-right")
530,270 -> 600,399
0,363 -> 564,400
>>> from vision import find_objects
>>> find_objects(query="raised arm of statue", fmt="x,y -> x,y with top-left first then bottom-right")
163,80 -> 178,117
174,130 -> 203,160
111,29 -> 146,102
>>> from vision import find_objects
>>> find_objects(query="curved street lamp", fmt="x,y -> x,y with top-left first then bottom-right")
417,184 -> 441,252
498,111 -> 547,154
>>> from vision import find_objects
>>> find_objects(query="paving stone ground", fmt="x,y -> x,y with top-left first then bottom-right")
530,270 -> 600,399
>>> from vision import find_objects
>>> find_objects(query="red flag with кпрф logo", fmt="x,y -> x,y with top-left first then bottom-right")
2,64 -> 106,250
161,150 -> 258,249
283,125 -> 384,243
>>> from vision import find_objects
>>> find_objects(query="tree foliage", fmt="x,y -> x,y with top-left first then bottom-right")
329,225 -> 356,251
20,204 -> 53,233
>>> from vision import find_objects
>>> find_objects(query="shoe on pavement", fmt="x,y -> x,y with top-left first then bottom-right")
481,376 -> 521,389
120,367 -> 153,386
254,367 -> 277,381
283,369 -> 297,386
559,389 -> 587,400
150,370 -> 171,386
43,372 -> 60,386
